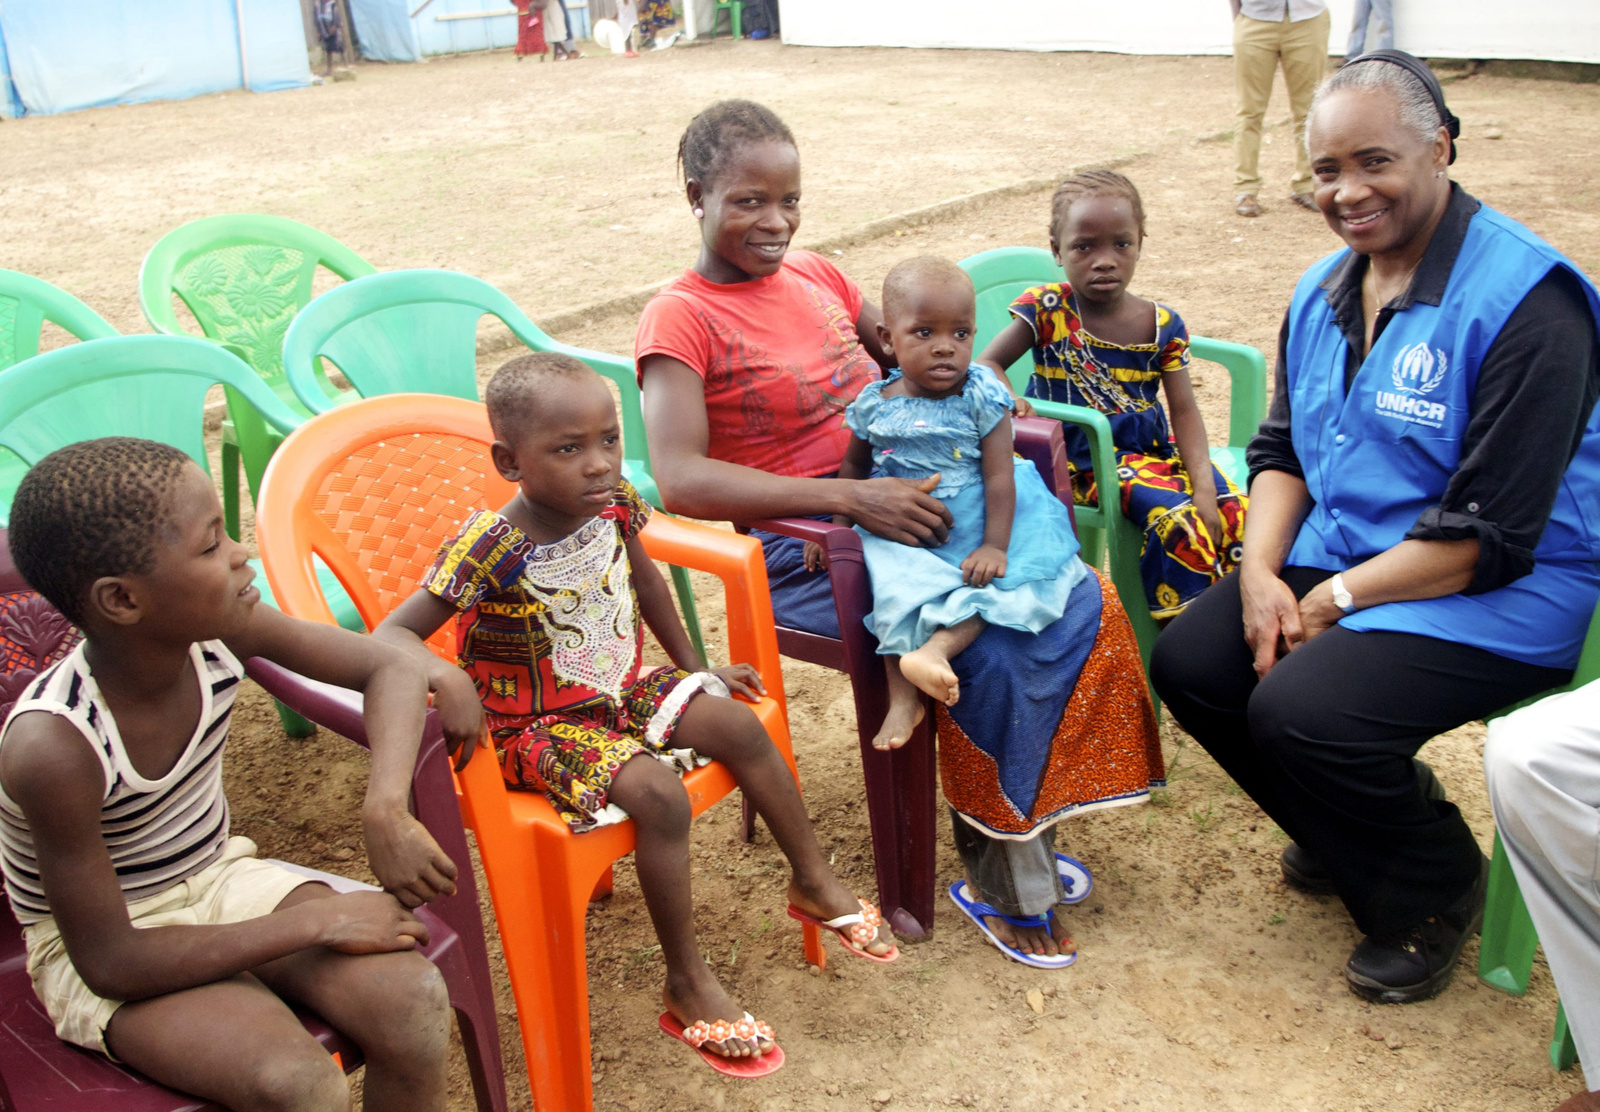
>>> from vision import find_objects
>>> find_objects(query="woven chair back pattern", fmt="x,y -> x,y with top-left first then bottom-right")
311,433 -> 499,641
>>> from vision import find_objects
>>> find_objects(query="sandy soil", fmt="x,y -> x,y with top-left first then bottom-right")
5,38 -> 1600,1112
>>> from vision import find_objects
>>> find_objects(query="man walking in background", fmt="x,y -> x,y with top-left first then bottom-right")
1229,0 -> 1330,217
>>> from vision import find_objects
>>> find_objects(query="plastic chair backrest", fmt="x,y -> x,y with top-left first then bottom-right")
139,214 -> 377,383
281,268 -> 654,495
0,336 -> 303,525
964,245 -> 1063,390
253,394 -> 516,655
0,270 -> 118,372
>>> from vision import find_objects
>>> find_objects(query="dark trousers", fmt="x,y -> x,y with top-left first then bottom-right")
1151,567 -> 1568,936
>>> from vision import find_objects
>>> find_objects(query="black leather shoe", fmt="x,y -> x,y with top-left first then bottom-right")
1345,856 -> 1488,1004
1280,842 -> 1337,894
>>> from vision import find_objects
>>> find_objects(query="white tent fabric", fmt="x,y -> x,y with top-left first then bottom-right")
0,0 -> 311,118
776,0 -> 1600,65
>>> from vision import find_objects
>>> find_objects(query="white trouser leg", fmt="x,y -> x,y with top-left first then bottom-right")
1485,681 -> 1600,1091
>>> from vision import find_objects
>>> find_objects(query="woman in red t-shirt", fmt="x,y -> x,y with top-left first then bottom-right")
636,100 -> 952,635
638,102 -> 1161,970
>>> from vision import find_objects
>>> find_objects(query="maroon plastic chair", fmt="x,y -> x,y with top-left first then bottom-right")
746,417 -> 1077,939
0,529 -> 508,1112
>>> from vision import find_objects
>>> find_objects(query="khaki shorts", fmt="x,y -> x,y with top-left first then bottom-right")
25,836 -> 313,1056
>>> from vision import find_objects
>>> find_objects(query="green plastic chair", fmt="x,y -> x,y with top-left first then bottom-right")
0,334 -> 331,737
712,0 -> 743,37
1475,602 -> 1600,1072
961,246 -> 1271,709
138,214 -> 378,540
281,269 -> 708,661
0,269 -> 121,517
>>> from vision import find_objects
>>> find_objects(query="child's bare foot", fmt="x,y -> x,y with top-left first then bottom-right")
662,976 -> 773,1059
872,697 -> 924,750
787,877 -> 896,957
966,872 -> 1076,958
900,647 -> 959,705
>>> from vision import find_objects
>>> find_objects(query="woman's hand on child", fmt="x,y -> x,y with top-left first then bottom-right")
850,475 -> 952,547
960,545 -> 1007,587
712,663 -> 766,703
802,540 -> 829,572
309,891 -> 432,954
362,808 -> 459,908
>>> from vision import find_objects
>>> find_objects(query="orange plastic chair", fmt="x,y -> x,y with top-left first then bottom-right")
253,394 -> 820,1112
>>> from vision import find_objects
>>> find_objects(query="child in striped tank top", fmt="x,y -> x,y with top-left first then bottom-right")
0,438 -> 453,1111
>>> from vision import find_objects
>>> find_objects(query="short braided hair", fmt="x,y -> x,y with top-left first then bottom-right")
9,438 -> 193,626
484,352 -> 599,443
1049,169 -> 1147,249
677,99 -> 796,188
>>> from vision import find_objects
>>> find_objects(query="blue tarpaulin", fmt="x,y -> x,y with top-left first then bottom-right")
0,0 -> 311,117
350,0 -> 517,60
347,0 -> 422,61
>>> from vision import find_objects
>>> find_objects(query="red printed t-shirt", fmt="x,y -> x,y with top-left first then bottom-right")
634,249 -> 880,478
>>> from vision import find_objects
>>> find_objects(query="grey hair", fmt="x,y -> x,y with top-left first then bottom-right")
1307,59 -> 1444,152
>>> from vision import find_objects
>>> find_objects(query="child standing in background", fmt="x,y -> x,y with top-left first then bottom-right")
978,169 -> 1248,621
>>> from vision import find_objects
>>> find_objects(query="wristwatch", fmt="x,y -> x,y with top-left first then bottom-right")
1330,573 -> 1357,615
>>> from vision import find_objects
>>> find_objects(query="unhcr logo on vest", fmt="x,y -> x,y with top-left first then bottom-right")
1375,343 -> 1449,429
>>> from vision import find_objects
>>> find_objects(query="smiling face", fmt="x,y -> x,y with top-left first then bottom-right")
879,278 -> 976,399
493,373 -> 623,536
1308,86 -> 1452,261
687,139 -> 802,285
117,463 -> 258,641
1052,193 -> 1143,308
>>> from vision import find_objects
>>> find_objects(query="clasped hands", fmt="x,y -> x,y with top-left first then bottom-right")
1240,564 -> 1345,679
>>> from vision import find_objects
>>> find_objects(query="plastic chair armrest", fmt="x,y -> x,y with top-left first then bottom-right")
1028,400 -> 1118,501
245,657 -> 375,749
1190,335 -> 1268,451
637,515 -> 782,695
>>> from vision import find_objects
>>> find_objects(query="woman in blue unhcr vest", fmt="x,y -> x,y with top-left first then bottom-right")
1151,50 -> 1600,1007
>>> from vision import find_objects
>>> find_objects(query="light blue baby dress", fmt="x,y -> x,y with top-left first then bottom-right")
846,366 -> 1086,656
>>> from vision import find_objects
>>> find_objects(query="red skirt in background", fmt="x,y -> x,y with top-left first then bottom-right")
515,3 -> 547,55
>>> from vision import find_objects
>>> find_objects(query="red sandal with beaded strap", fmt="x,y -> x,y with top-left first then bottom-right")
786,897 -> 899,964
657,1011 -> 784,1077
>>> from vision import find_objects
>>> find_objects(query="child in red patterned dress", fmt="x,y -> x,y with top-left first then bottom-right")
375,353 -> 895,1074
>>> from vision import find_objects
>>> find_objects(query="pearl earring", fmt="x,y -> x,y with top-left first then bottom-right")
1435,170 -> 1445,178
693,207 -> 704,217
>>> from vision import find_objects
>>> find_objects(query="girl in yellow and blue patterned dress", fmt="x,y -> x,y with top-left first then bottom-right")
979,170 -> 1248,621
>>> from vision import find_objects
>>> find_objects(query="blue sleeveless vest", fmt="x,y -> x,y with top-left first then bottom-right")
1283,204 -> 1600,669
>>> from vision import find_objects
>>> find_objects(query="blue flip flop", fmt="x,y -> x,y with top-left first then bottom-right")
1056,853 -> 1094,905
948,881 -> 1078,969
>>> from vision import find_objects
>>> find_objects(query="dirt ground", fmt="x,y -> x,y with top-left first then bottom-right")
5,37 -> 1600,1112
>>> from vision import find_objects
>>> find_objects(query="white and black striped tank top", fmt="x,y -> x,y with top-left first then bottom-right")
0,640 -> 241,925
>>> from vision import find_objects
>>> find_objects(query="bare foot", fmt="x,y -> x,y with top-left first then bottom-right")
872,696 -> 925,750
900,646 -> 959,705
662,976 -> 772,1059
788,877 -> 896,957
966,873 -> 1075,958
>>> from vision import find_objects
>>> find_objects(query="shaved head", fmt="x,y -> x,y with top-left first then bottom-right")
484,352 -> 601,442
881,256 -> 974,326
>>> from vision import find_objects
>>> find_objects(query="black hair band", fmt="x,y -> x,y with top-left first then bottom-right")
1342,48 -> 1460,164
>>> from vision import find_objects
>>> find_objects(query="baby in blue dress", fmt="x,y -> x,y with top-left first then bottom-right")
812,256 -> 1084,749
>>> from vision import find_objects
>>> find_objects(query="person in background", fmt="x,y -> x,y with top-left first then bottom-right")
1229,0 -> 1330,217
514,0 -> 548,60
1347,0 -> 1395,57
314,0 -> 345,76
1485,682 -> 1600,1112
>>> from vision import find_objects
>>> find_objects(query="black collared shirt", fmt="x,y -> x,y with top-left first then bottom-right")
1247,185 -> 1600,594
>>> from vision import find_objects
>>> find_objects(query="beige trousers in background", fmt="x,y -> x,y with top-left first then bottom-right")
1232,9 -> 1330,196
